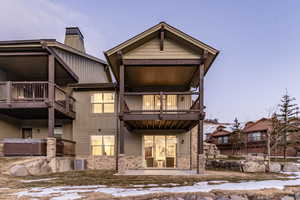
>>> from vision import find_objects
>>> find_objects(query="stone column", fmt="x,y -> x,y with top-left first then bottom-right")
47,137 -> 56,160
197,154 -> 205,174
118,154 -> 128,174
0,140 -> 3,157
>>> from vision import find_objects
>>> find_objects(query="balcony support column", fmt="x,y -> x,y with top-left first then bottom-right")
48,54 -> 55,138
197,62 -> 205,174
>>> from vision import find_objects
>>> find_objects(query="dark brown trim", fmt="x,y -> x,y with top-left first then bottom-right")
69,83 -> 117,90
122,113 -> 203,121
124,91 -> 199,95
123,59 -> 202,66
119,51 -> 125,155
0,52 -> 49,56
133,129 -> 187,133
44,46 -> 79,83
160,26 -> 164,51
0,102 -> 48,109
48,54 -> 55,138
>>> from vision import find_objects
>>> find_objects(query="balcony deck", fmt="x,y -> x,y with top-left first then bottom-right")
122,92 -> 203,131
0,81 -> 75,119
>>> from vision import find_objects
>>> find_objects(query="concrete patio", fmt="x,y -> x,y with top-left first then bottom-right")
117,169 -> 199,176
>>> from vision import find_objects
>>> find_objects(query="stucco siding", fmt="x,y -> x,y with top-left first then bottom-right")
124,37 -> 200,59
0,115 -> 20,139
72,91 -> 118,156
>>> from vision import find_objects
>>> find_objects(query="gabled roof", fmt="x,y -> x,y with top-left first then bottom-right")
0,39 -> 112,82
243,118 -> 272,133
105,22 -> 219,56
104,22 -> 219,82
210,126 -> 231,137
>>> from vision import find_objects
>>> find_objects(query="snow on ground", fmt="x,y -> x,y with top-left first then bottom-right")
20,178 -> 57,183
14,173 -> 300,199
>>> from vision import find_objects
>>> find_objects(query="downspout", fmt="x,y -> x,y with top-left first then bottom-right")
115,87 -> 119,172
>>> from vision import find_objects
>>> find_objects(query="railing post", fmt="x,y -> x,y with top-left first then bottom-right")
160,91 -> 163,115
66,93 -> 70,112
6,81 -> 11,104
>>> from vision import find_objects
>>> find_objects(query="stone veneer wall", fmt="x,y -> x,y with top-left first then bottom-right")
118,155 -> 143,174
86,156 -> 116,170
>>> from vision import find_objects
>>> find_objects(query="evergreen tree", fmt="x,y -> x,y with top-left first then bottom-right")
277,91 -> 300,160
230,118 -> 244,155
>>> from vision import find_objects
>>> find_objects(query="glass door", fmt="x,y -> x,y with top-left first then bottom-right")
144,135 -> 177,168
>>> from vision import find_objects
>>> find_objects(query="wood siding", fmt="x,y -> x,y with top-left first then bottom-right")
53,48 -> 108,83
124,37 -> 200,59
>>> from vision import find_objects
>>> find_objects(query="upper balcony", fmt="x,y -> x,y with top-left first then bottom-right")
0,40 -> 79,120
0,81 -> 75,119
121,91 -> 203,132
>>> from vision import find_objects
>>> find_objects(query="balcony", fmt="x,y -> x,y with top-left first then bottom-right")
0,81 -> 75,119
121,91 -> 203,131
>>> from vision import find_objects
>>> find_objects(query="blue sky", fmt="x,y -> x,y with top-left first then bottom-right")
1,0 -> 300,123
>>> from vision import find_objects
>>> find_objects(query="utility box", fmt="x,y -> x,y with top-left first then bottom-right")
74,159 -> 87,170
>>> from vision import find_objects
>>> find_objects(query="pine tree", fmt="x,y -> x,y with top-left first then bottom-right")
230,118 -> 244,155
277,91 -> 300,160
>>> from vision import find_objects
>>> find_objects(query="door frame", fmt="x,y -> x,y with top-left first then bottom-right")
142,135 -> 178,168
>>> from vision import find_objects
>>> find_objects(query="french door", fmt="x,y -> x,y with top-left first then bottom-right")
144,135 -> 177,168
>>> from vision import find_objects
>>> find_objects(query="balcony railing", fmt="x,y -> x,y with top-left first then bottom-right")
0,81 -> 75,113
123,91 -> 201,114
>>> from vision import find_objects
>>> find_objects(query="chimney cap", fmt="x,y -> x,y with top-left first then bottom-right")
66,27 -> 84,39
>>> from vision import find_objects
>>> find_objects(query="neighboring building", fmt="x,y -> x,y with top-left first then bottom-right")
208,118 -> 300,157
207,125 -> 232,155
0,22 -> 220,174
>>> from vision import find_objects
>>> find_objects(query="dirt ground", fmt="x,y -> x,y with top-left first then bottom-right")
0,157 -> 294,199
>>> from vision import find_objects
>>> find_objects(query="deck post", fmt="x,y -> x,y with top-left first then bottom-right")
197,63 -> 205,174
48,54 -> 55,138
6,81 -> 11,104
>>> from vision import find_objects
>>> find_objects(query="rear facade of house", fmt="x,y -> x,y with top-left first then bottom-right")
0,22 -> 219,173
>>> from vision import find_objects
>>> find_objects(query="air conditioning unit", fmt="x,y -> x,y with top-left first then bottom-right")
74,159 -> 87,170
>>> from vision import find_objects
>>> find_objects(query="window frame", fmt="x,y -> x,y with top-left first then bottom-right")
91,92 -> 115,114
90,135 -> 115,156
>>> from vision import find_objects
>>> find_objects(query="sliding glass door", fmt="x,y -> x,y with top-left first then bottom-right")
143,95 -> 177,111
144,135 -> 177,168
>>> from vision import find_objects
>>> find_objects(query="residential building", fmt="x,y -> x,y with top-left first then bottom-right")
0,22 -> 220,174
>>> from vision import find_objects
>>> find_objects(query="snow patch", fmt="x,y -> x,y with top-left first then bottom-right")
14,173 -> 300,198
20,178 -> 57,183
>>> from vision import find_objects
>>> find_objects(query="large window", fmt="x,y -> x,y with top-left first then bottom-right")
91,92 -> 115,113
91,135 -> 115,156
143,95 -> 177,110
218,136 -> 229,144
248,132 -> 262,142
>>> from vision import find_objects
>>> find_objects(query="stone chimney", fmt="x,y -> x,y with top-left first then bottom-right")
64,27 -> 85,52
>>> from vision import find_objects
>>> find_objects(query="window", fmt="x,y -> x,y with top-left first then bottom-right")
143,95 -> 177,110
22,128 -> 32,139
54,125 -> 63,138
248,132 -> 261,142
91,135 -> 115,156
91,92 -> 115,113
218,136 -> 229,144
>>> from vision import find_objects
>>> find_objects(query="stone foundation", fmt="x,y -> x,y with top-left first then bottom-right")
83,156 -> 116,170
118,155 -> 143,174
47,137 -> 56,160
